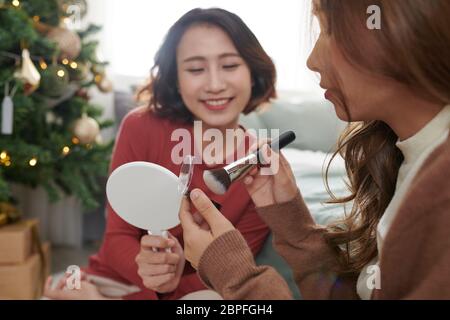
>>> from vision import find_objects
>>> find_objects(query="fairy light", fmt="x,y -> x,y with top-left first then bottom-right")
62,58 -> 69,65
57,69 -> 65,77
12,0 -> 20,7
70,61 -> 78,69
72,137 -> 80,144
32,16 -> 40,22
40,60 -> 48,70
29,158 -> 37,167
0,151 -> 11,167
94,74 -> 102,83
62,146 -> 70,155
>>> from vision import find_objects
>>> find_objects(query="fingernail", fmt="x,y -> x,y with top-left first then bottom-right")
191,190 -> 199,200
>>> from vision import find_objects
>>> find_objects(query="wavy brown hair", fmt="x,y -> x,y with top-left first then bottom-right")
137,8 -> 276,123
318,0 -> 450,273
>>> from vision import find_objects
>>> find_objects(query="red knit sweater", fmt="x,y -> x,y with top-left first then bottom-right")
85,106 -> 269,300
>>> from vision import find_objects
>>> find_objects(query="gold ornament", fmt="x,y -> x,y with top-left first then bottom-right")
46,27 -> 81,60
72,113 -> 100,144
95,73 -> 113,93
14,49 -> 41,95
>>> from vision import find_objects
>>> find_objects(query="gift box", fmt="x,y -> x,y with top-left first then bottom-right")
0,242 -> 51,300
0,219 -> 38,264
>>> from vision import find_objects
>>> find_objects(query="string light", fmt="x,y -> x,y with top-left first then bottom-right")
94,74 -> 102,83
57,69 -> 65,77
11,0 -> 20,7
72,137 -> 80,144
0,151 -> 11,167
29,158 -> 38,167
62,58 -> 69,65
32,16 -> 40,22
70,61 -> 78,69
39,59 -> 47,70
62,146 -> 70,155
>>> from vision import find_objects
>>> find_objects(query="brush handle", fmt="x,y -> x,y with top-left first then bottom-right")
269,130 -> 296,150
257,131 -> 296,162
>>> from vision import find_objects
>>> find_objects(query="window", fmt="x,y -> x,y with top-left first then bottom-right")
95,0 -> 320,92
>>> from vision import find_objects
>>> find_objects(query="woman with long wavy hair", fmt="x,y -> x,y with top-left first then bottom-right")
180,0 -> 450,299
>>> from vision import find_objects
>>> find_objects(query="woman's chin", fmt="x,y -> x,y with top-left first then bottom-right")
326,96 -> 350,122
196,113 -> 240,129
334,107 -> 350,122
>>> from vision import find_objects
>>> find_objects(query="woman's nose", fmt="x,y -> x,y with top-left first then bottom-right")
306,40 -> 322,73
307,48 -> 320,73
205,69 -> 226,93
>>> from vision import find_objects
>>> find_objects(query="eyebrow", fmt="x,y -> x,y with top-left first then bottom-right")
182,53 -> 241,63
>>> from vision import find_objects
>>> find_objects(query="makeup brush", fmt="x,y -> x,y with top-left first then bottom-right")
203,130 -> 296,195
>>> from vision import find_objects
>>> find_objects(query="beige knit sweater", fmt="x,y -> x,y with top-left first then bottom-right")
197,134 -> 450,300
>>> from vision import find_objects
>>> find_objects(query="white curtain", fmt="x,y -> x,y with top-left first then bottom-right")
86,0 -> 320,93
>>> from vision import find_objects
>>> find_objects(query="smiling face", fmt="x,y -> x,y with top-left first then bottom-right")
176,24 -> 252,129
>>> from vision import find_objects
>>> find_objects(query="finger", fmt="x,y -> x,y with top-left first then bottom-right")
179,195 -> 190,213
189,189 -> 231,233
138,263 -> 177,277
192,212 -> 204,225
179,199 -> 200,232
141,234 -> 175,250
248,138 -> 271,154
136,250 -> 181,265
143,273 -> 176,289
249,166 -> 259,176
57,274 -> 69,290
44,276 -> 53,294
243,176 -> 253,185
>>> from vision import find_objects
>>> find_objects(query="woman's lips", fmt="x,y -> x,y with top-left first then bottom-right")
202,98 -> 233,111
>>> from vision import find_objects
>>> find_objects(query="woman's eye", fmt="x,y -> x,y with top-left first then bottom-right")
187,68 -> 204,73
223,64 -> 240,70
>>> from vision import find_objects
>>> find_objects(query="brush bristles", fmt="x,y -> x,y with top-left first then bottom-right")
203,169 -> 231,195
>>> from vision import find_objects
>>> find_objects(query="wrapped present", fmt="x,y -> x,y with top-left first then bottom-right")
0,219 -> 39,264
0,201 -> 21,227
0,242 -> 51,300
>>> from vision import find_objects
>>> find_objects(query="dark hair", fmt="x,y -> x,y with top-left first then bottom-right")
140,8 -> 276,123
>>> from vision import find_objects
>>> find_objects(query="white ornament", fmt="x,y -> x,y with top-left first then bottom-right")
1,96 -> 14,135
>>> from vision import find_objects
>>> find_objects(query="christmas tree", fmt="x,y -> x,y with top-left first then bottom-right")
0,0 -> 114,212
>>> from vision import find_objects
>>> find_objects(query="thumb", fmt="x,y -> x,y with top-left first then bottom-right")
189,189 -> 233,236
